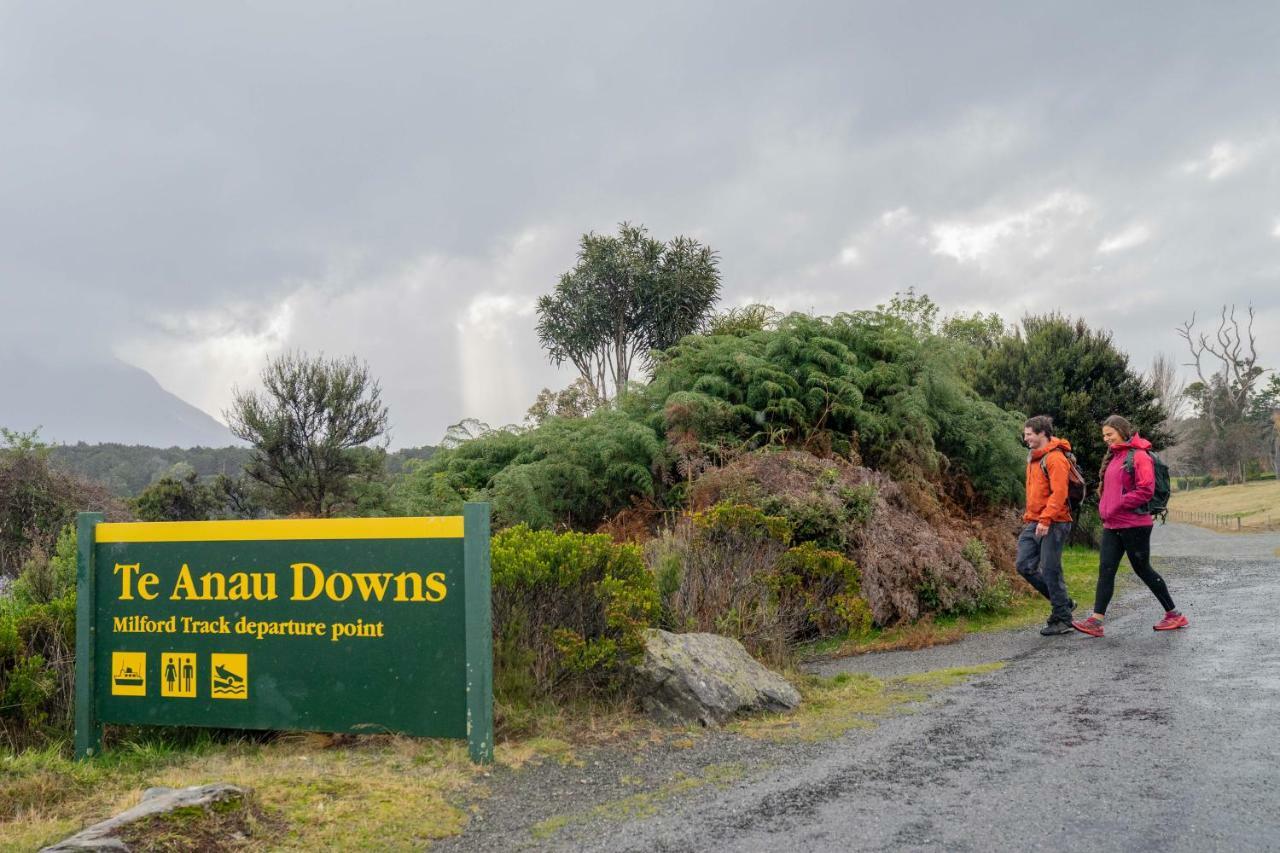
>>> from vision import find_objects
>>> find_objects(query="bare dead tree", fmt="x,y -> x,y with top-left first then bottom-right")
1177,305 -> 1260,428
1178,305 -> 1264,482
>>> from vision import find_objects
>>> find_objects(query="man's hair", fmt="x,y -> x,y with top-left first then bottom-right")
1023,415 -> 1054,437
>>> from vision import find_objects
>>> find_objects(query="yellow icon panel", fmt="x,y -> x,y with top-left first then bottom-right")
111,651 -> 147,696
161,652 -> 197,698
210,653 -> 248,700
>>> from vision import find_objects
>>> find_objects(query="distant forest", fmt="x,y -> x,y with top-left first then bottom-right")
49,443 -> 436,497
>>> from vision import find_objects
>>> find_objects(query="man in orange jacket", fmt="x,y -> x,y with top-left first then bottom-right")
1018,415 -> 1077,635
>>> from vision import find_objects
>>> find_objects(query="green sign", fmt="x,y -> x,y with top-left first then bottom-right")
74,504 -> 493,763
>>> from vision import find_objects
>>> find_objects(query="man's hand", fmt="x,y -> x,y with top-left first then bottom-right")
1035,521 -> 1050,539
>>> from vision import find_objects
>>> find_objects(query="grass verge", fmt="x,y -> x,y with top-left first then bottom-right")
0,733 -> 497,852
730,663 -> 1005,743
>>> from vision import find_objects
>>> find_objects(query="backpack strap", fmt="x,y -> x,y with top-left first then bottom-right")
1039,446 -> 1064,478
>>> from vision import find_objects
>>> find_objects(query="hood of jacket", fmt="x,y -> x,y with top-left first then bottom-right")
1107,433 -> 1152,457
1029,436 -> 1073,462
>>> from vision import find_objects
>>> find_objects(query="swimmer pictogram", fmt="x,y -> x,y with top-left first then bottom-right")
210,653 -> 248,699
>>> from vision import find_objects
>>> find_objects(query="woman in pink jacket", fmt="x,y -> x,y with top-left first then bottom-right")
1073,415 -> 1188,637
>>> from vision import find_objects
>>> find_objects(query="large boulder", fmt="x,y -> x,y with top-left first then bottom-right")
634,628 -> 801,726
42,783 -> 245,852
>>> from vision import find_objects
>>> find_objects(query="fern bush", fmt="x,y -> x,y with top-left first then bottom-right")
397,410 -> 662,530
644,311 -> 1024,506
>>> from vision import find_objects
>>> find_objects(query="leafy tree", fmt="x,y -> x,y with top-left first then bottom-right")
130,470 -> 220,521
536,223 -> 721,401
878,287 -> 940,337
1254,374 -> 1280,477
524,377 -> 602,427
130,470 -> 266,521
224,353 -> 390,517
438,418 -> 497,449
972,313 -> 1171,486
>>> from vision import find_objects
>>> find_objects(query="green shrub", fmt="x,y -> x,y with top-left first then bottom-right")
490,526 -> 658,713
770,543 -> 872,642
692,501 -> 793,543
0,525 -> 85,749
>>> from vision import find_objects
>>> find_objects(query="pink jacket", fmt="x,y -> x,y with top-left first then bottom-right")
1098,434 -> 1155,530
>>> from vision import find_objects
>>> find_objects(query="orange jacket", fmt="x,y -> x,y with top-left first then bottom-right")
1024,437 -> 1074,524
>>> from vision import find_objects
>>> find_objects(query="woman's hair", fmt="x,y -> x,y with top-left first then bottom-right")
1098,415 -> 1137,485
1102,414 -> 1135,440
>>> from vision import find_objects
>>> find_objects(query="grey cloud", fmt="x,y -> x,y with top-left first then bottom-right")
1,2 -> 1278,445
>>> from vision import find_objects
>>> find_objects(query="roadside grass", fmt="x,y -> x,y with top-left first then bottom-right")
1,730 -> 591,852
730,663 -> 1005,743
1168,480 -> 1280,531
529,762 -> 747,841
804,547 -> 1100,659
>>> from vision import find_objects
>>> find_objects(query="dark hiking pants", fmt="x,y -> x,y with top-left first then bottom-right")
1094,525 -> 1176,615
1016,521 -> 1074,623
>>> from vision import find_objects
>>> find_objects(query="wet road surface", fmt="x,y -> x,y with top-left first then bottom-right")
572,524 -> 1280,852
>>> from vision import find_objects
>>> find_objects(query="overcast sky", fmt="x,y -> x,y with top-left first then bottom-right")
2,2 -> 1278,447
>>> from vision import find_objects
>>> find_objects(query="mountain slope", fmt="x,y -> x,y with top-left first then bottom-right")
0,352 -> 240,447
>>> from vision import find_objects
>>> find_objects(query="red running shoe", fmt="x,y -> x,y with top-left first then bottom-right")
1153,612 -> 1189,631
1072,616 -> 1105,637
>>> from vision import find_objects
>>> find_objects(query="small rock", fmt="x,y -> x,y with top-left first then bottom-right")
633,629 -> 801,727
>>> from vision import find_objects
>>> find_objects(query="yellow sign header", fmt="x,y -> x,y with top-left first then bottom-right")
96,516 -> 465,543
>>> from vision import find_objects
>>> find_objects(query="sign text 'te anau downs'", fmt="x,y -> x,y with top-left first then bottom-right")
74,506 -> 493,762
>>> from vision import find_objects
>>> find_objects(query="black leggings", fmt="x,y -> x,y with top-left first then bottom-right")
1094,525 -> 1176,614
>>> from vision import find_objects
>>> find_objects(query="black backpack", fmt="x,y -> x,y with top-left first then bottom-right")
1039,447 -> 1089,518
1124,449 -> 1171,522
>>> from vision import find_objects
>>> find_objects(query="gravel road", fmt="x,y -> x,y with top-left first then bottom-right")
449,524 -> 1280,852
